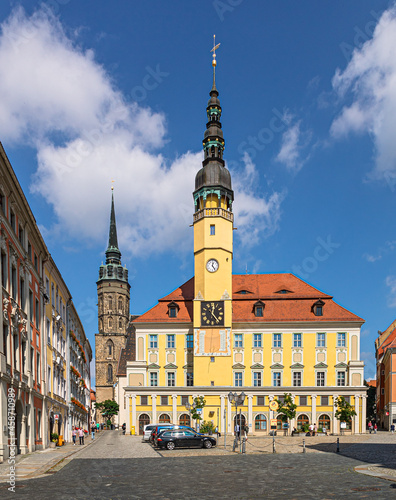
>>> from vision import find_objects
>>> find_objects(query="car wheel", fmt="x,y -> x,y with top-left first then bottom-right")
203,440 -> 212,449
166,441 -> 175,450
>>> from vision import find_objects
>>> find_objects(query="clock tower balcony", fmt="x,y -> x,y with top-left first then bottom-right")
193,207 -> 233,223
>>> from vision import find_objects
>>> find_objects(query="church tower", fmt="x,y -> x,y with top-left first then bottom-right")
95,190 -> 130,417
193,40 -> 234,385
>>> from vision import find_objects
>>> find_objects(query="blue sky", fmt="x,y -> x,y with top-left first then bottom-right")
1,0 -> 395,384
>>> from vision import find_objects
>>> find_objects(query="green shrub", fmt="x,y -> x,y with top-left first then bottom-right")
50,433 -> 59,443
199,420 -> 215,434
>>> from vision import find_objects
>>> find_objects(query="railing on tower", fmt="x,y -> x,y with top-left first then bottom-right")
193,207 -> 233,223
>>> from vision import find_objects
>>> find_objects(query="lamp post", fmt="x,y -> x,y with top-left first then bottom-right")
185,401 -> 197,430
228,391 -> 246,452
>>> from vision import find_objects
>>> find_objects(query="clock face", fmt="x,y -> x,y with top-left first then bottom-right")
201,301 -> 225,326
206,259 -> 219,273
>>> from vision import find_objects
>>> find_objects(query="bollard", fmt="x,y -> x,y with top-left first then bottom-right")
272,435 -> 276,454
303,439 -> 306,453
242,437 -> 246,454
336,437 -> 340,453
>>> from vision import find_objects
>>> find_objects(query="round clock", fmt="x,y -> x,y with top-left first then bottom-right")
269,400 -> 279,411
206,259 -> 219,273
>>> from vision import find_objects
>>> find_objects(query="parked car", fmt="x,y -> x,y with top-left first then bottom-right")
143,424 -> 162,441
149,424 -> 196,444
155,429 -> 216,450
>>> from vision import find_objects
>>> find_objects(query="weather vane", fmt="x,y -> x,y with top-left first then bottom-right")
210,34 -> 220,67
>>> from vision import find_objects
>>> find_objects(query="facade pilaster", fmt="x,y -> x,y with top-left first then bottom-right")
247,394 -> 253,433
151,394 -> 157,424
361,395 -> 367,434
220,395 -> 225,434
311,395 -> 317,424
172,394 -> 177,423
227,398 -> 232,434
131,395 -> 136,431
354,395 -> 360,434
333,394 -> 338,434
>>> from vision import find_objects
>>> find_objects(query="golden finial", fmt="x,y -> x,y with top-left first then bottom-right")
111,179 -> 115,191
210,34 -> 220,67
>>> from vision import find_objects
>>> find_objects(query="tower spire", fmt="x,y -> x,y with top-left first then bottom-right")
210,34 -> 220,93
105,188 -> 121,266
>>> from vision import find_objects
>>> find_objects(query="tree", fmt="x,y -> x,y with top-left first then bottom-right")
96,399 -> 119,426
190,396 -> 206,424
364,380 -> 376,424
335,396 -> 357,433
277,393 -> 297,434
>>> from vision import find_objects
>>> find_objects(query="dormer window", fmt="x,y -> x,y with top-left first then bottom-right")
312,299 -> 325,316
253,300 -> 265,317
236,289 -> 253,295
167,301 -> 180,318
276,289 -> 293,294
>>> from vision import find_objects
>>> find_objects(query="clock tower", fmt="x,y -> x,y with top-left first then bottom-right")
193,40 -> 234,385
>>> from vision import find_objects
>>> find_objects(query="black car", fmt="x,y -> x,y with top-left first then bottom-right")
149,424 -> 195,443
155,429 -> 216,450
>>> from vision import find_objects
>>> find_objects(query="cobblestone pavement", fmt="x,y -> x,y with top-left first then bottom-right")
0,431 -> 395,499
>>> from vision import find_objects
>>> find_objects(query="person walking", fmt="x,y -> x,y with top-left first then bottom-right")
313,423 -> 317,436
374,423 -> 378,434
91,423 -> 96,440
368,421 -> 372,434
235,423 -> 240,439
391,423 -> 395,434
78,427 -> 84,445
72,426 -> 77,446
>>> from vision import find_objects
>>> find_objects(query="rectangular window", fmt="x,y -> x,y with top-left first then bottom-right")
293,372 -> 302,386
181,395 -> 189,405
257,396 -> 265,406
210,225 -> 215,235
36,352 -> 40,384
0,191 -> 5,213
186,333 -> 193,349
149,335 -> 158,349
51,284 -> 55,307
316,372 -> 325,386
167,334 -> 175,349
169,307 -> 177,318
234,333 -> 243,348
28,242 -> 32,261
300,395 -> 307,406
337,372 -> 346,386
167,372 -> 175,387
317,333 -> 326,348
278,395 -> 285,404
273,333 -> 282,348
37,410 -> 42,440
150,372 -> 158,387
11,267 -> 17,299
234,372 -> 242,387
35,299 -> 39,329
34,254 -> 38,271
1,251 -> 7,288
344,396 -> 350,404
253,372 -> 262,387
321,396 -> 329,406
210,356 -> 215,362
273,372 -> 281,386
20,277 -> 25,311
29,290 -> 33,323
48,366 -> 51,393
10,210 -> 16,231
18,224 -> 24,246
293,333 -> 302,348
337,333 -> 346,347
253,334 -> 262,348
141,396 -> 148,405
161,395 -> 168,406
255,306 -> 263,317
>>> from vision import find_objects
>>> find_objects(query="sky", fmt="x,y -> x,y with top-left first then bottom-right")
0,0 -> 395,385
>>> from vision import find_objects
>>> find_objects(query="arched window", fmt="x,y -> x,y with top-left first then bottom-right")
108,317 -> 112,329
118,297 -> 123,310
107,340 -> 114,357
297,414 -> 309,430
159,413 -> 170,423
318,414 -> 331,431
179,414 -> 191,426
107,364 -> 113,382
108,296 -> 113,310
276,415 -> 284,430
119,318 -> 122,329
255,414 -> 267,431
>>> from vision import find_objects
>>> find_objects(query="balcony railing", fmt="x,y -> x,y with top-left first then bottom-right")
193,207 -> 233,223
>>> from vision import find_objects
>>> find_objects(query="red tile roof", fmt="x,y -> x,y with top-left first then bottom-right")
134,273 -> 364,324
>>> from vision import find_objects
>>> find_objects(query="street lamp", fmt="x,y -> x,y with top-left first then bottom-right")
228,391 -> 246,451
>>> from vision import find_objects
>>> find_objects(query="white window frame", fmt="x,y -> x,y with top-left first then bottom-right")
272,371 -> 282,387
149,334 -> 158,349
293,333 -> 302,348
316,333 -> 326,348
234,333 -> 243,348
234,372 -> 243,387
253,334 -> 262,348
273,333 -> 282,348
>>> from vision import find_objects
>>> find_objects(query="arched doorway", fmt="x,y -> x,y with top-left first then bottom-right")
297,414 -> 309,430
159,413 -> 171,424
255,414 -> 267,431
179,414 -> 190,426
318,414 -> 331,431
139,414 -> 150,435
233,414 -> 246,432
276,415 -> 284,430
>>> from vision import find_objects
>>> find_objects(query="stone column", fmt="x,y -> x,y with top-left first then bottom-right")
333,394 -> 338,435
20,415 -> 28,455
354,395 -> 360,434
131,395 -> 136,432
151,394 -> 157,424
227,398 -> 232,434
248,395 -> 253,434
172,394 -> 177,424
361,395 -> 367,434
220,395 -> 225,434
311,395 -> 317,425
125,395 -> 131,434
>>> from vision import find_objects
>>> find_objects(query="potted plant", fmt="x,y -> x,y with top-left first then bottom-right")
50,432 -> 59,447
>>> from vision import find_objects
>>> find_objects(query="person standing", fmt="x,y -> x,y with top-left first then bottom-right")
368,421 -> 372,434
313,423 -> 317,436
72,426 -> 77,446
374,423 -> 378,434
391,423 -> 395,434
235,423 -> 240,439
78,427 -> 84,445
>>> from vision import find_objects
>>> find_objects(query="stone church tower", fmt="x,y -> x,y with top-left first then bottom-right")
95,190 -> 130,421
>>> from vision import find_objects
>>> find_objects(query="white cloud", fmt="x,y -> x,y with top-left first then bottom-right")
0,7 -> 284,258
363,240 -> 396,262
330,5 -> 396,181
385,275 -> 396,307
275,121 -> 311,172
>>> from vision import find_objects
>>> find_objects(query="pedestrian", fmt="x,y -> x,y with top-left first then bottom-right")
96,422 -> 99,432
72,426 -> 77,446
313,423 -> 317,437
91,423 -> 96,440
235,423 -> 240,438
309,423 -> 314,436
368,421 -> 372,434
78,427 -> 84,445
374,423 -> 377,434
391,423 -> 395,434
122,423 -> 126,435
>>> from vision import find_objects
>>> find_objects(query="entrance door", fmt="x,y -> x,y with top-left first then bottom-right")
233,414 -> 246,433
139,414 -> 150,435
